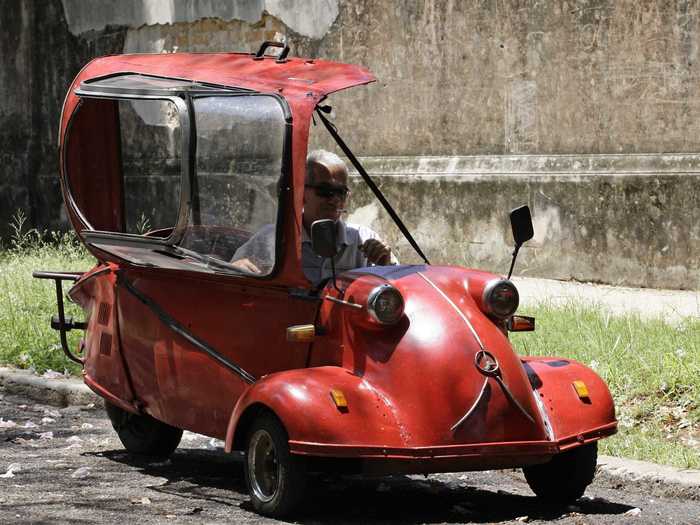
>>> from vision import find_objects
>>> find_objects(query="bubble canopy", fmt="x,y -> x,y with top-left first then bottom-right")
58,52 -> 376,285
65,73 -> 289,277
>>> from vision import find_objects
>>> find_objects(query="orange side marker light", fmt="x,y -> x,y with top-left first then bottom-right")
286,324 -> 315,343
507,315 -> 536,332
330,389 -> 348,411
572,380 -> 590,400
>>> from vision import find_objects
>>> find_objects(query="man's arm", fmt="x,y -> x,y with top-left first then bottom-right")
230,257 -> 261,273
354,224 -> 398,266
360,238 -> 394,265
230,224 -> 275,274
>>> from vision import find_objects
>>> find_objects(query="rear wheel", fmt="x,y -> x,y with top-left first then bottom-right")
105,402 -> 182,458
244,413 -> 308,518
523,442 -> 598,503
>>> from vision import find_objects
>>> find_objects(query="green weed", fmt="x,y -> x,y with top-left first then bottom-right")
0,211 -> 95,374
512,301 -> 700,469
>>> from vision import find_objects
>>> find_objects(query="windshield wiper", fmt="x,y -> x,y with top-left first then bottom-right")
315,107 -> 430,265
158,246 -> 251,274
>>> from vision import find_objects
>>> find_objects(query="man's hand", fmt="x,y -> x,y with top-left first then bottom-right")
230,258 -> 261,274
360,239 -> 393,266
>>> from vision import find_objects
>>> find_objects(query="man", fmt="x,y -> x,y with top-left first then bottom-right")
231,149 -> 396,283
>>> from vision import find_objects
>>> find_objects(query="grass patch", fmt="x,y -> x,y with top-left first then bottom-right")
0,211 -> 95,374
512,302 -> 700,469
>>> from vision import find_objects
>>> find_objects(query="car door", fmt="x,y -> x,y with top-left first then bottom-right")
65,82 -> 319,438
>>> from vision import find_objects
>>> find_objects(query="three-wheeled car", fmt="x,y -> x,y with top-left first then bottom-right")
36,43 -> 617,518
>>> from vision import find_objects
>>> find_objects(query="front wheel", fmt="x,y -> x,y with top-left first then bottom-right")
523,442 -> 598,503
244,413 -> 308,518
105,402 -> 182,458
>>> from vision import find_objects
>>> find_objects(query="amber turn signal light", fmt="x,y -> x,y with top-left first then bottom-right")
507,315 -> 535,332
286,324 -> 315,343
330,389 -> 348,411
572,380 -> 590,400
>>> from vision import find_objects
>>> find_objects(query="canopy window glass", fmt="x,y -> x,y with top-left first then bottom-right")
65,96 -> 183,236
65,74 -> 287,277
182,96 -> 285,275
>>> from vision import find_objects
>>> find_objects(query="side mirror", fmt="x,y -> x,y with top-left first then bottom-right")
506,205 -> 534,280
311,219 -> 339,258
510,205 -> 534,247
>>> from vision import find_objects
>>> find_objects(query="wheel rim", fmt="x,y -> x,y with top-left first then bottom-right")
248,429 -> 279,503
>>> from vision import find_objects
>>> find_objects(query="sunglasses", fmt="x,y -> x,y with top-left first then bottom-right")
305,184 -> 350,199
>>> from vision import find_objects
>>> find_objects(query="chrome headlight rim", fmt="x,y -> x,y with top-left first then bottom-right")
482,278 -> 519,319
367,284 -> 405,325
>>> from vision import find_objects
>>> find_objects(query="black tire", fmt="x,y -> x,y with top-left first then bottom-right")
105,402 -> 182,458
523,442 -> 598,503
244,412 -> 308,518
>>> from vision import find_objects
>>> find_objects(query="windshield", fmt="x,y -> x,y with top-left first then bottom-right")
179,95 -> 287,275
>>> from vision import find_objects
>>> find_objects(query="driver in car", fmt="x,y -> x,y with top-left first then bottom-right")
230,149 -> 396,283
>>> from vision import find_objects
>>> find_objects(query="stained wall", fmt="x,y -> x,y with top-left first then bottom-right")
2,1 -> 698,288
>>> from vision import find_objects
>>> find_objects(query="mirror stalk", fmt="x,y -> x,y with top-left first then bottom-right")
328,256 -> 342,295
507,244 -> 521,281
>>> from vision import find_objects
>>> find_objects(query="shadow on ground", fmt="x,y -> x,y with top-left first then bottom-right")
93,448 -> 636,523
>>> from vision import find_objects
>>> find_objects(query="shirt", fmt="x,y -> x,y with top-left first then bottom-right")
231,221 -> 397,285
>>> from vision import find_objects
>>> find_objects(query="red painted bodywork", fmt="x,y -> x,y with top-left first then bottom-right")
58,50 -> 616,475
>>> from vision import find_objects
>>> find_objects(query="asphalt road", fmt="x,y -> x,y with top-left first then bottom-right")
1,388 -> 698,525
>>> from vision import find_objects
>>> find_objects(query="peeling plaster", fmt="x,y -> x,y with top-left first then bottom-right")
61,0 -> 338,40
265,0 -> 338,40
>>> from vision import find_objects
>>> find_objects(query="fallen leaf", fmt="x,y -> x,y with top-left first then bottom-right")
208,438 -> 224,449
0,464 -> 21,478
71,467 -> 90,479
0,418 -> 17,429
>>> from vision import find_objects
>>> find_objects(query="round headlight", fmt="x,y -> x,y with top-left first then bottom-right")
367,284 -> 404,325
482,279 -> 519,319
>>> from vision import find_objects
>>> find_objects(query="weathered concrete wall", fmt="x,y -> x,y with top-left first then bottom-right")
346,154 -> 700,290
0,1 -> 126,238
310,0 -> 700,156
2,1 -> 699,289
52,0 -> 700,156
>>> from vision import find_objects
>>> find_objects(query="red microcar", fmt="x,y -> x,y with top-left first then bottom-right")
36,43 -> 617,518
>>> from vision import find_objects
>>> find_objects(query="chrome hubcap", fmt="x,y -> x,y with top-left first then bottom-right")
248,429 -> 279,503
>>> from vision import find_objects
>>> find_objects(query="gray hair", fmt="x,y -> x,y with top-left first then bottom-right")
306,149 -> 347,184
